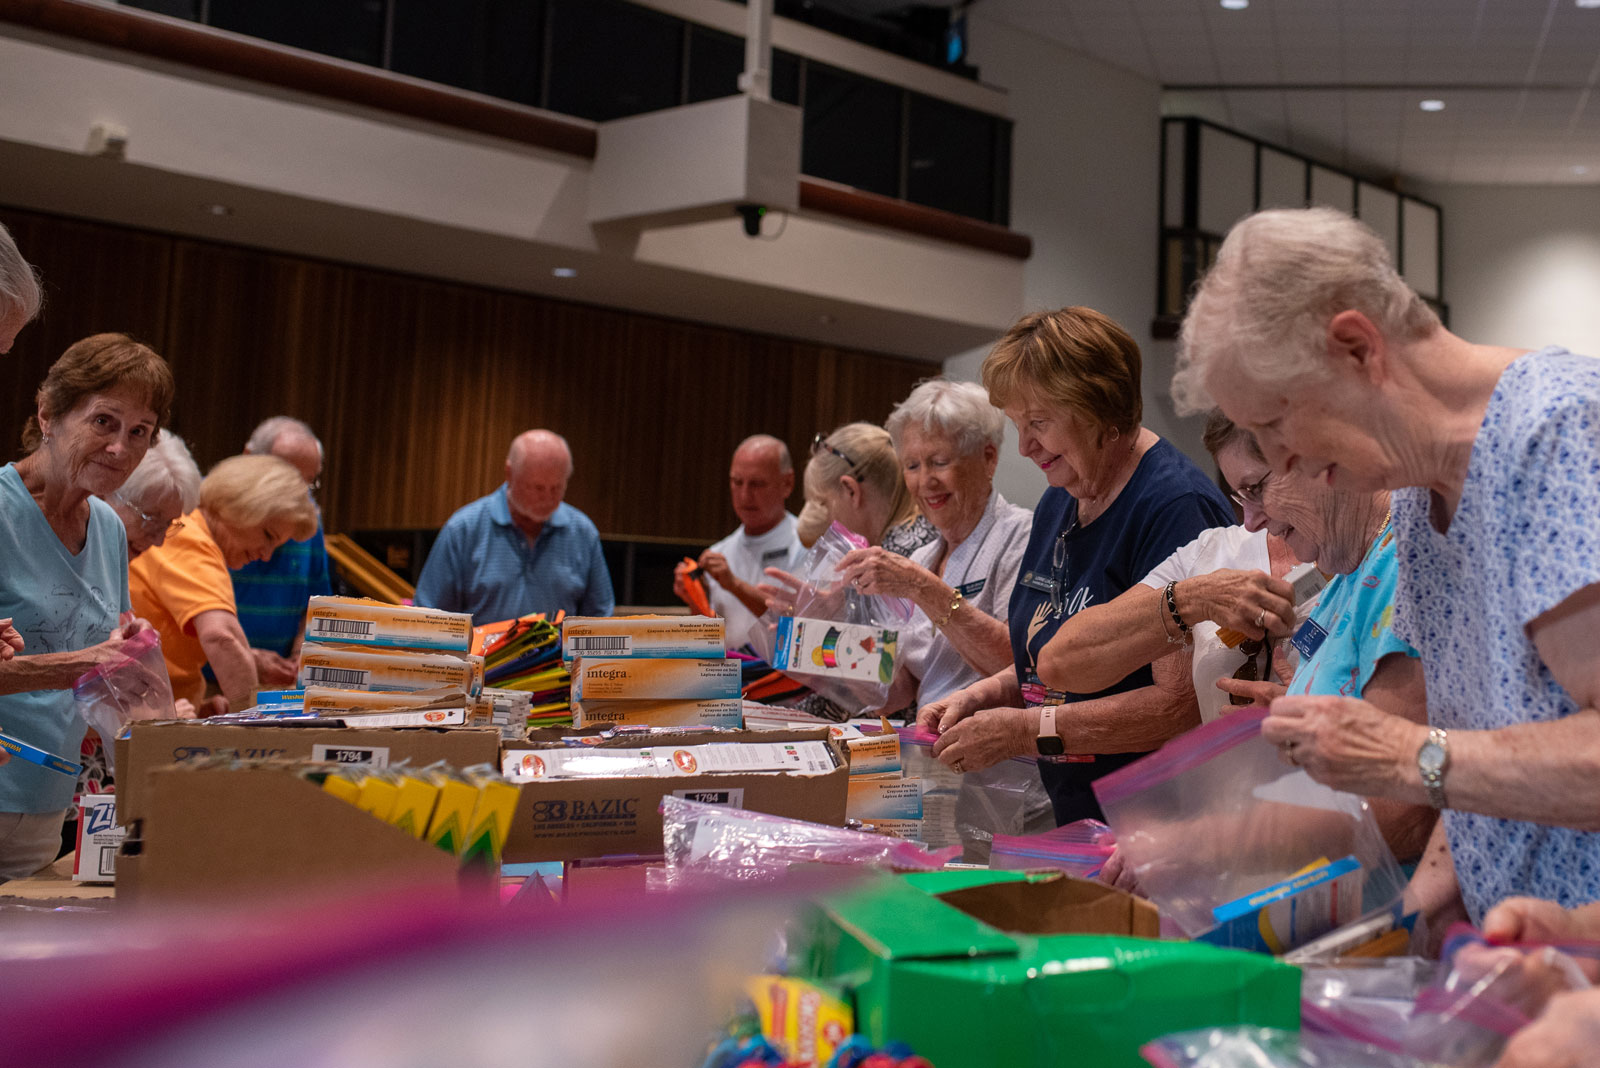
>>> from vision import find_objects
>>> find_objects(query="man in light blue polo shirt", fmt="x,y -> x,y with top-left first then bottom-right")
415,429 -> 614,623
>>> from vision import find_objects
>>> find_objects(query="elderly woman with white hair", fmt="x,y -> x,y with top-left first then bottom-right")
0,220 -> 44,672
105,434 -> 202,559
836,379 -> 1033,708
1171,205 -> 1600,927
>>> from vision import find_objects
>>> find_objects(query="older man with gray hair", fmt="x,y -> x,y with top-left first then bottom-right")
682,434 -> 804,651
231,416 -> 333,686
416,429 -> 614,622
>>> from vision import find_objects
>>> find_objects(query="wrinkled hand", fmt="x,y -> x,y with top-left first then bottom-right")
1487,898 -> 1600,946
930,706 -> 1034,773
838,547 -> 936,602
1451,942 -> 1594,1019
199,695 -> 229,718
117,611 -> 153,639
1494,987 -> 1600,1068
252,648 -> 298,688
756,567 -> 812,618
172,698 -> 199,720
1097,845 -> 1143,894
1179,569 -> 1296,640
1262,695 -> 1425,798
1215,676 -> 1288,707
697,550 -> 734,589
0,618 -> 22,662
914,685 -> 982,734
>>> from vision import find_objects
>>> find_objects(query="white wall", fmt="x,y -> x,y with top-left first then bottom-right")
942,15 -> 1205,509
1424,184 -> 1600,358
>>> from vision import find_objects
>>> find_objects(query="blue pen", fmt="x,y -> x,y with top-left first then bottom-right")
0,730 -> 82,776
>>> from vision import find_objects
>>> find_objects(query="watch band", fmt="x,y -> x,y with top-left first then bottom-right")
1036,704 -> 1065,756
1419,727 -> 1450,809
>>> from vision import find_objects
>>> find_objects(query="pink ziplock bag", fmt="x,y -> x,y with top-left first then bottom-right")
72,629 -> 177,775
990,819 -> 1116,877
1093,709 -> 1405,939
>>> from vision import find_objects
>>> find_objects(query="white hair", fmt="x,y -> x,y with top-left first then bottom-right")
1171,207 -> 1440,414
735,433 -> 792,474
245,415 -> 323,460
119,433 -> 202,514
0,219 -> 42,326
885,377 -> 1004,456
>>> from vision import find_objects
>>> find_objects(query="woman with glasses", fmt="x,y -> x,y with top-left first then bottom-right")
804,423 -> 936,556
0,333 -> 174,879
1048,411 -> 1437,865
105,433 -> 201,559
916,307 -> 1234,826
129,454 -> 317,718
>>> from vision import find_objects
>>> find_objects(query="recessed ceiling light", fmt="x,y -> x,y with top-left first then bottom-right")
1419,99 -> 1446,112
818,313 -> 836,325
1577,0 -> 1600,10
551,267 -> 577,278
1220,0 -> 1248,8
203,203 -> 232,216
1575,165 -> 1590,175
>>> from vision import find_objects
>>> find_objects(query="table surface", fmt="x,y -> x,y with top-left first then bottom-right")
0,855 -> 115,910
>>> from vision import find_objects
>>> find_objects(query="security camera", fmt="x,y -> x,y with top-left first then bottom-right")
736,203 -> 766,237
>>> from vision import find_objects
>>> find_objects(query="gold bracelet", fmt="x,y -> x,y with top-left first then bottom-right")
933,588 -> 964,628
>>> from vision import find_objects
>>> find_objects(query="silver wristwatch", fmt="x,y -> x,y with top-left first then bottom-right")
1417,727 -> 1450,809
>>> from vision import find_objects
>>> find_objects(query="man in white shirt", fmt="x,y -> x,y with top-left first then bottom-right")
683,435 -> 803,651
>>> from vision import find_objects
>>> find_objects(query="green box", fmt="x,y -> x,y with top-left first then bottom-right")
792,871 -> 1300,1068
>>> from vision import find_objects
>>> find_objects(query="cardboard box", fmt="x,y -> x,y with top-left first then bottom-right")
571,698 -> 743,729
73,793 -> 123,883
116,721 -> 502,827
793,871 -> 1300,1068
570,657 -> 742,702
501,728 -> 849,862
562,615 -> 725,662
115,763 -> 469,905
298,644 -> 484,695
301,686 -> 482,715
303,596 -> 472,652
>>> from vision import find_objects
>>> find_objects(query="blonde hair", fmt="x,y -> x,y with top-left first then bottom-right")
806,422 -> 917,536
982,307 -> 1143,438
200,455 -> 318,539
1171,207 -> 1440,414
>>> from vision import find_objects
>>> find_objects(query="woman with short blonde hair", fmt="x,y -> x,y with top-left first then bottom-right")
130,454 -> 317,716
804,422 -> 934,556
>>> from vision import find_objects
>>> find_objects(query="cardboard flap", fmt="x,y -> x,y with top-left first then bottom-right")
937,874 -> 1161,939
819,877 -> 1019,962
520,726 -> 832,749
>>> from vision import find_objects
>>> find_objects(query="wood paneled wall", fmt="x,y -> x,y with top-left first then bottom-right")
1,206 -> 936,541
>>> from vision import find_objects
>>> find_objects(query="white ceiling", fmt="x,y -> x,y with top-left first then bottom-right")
975,0 -> 1600,186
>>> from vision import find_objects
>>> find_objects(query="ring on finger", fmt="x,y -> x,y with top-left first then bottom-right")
952,758 -> 965,773
1255,609 -> 1266,629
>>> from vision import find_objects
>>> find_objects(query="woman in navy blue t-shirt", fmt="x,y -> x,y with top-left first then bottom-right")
916,307 -> 1233,824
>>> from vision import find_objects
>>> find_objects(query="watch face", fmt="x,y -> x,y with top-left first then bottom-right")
1418,741 -> 1446,774
1037,736 -> 1065,757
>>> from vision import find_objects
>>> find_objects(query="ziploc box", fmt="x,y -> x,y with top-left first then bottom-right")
772,617 -> 896,685
298,644 -> 484,696
303,596 -> 472,652
793,870 -> 1298,1068
74,792 -> 124,883
501,727 -> 849,862
562,615 -> 725,662
1199,854 -> 1368,954
572,698 -> 743,729
115,720 -> 501,828
570,656 -> 742,702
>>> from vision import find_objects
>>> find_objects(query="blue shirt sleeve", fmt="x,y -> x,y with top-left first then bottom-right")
307,526 -> 334,600
580,534 -> 616,617
1507,394 -> 1600,628
414,522 -> 462,611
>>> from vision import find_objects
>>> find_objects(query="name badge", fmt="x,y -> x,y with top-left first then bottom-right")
760,549 -> 789,563
1019,571 -> 1057,594
1291,619 -> 1328,661
956,578 -> 986,598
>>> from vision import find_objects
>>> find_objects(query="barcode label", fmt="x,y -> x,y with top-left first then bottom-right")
304,667 -> 371,687
310,618 -> 377,638
569,636 -> 632,654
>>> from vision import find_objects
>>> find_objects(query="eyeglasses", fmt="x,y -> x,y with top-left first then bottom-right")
308,476 -> 322,496
1229,469 -> 1273,510
811,433 -> 857,472
112,493 -> 184,537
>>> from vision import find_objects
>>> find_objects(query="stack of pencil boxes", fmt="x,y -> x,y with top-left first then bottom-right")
564,616 -> 745,729
294,597 -> 485,726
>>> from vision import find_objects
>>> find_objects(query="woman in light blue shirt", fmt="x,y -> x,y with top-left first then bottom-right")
0,333 -> 173,879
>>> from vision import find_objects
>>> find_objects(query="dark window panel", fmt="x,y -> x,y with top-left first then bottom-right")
207,0 -> 386,66
390,0 -> 545,107
686,23 -> 743,104
772,50 -> 801,106
545,0 -> 684,121
992,119 -> 1012,227
801,62 -> 901,198
906,94 -> 999,222
121,0 -> 200,20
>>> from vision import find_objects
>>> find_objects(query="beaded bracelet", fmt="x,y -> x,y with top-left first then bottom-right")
1163,580 -> 1190,639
